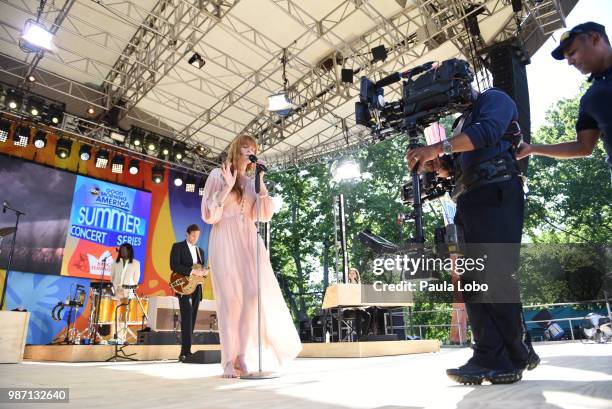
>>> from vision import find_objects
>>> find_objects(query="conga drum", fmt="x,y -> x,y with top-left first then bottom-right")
98,295 -> 117,324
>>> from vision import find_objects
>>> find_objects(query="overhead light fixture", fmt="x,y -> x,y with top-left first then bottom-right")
173,173 -> 184,187
131,128 -> 144,148
152,165 -> 165,184
111,155 -> 124,173
21,19 -> 54,52
13,126 -> 30,147
42,103 -> 63,125
55,138 -> 72,159
371,45 -> 387,62
6,89 -> 23,110
33,130 -> 47,148
110,131 -> 126,144
145,135 -> 158,152
267,48 -> 296,117
188,52 -> 205,69
0,119 -> 11,143
185,176 -> 196,193
195,144 -> 210,156
27,75 -> 36,82
159,139 -> 172,157
332,158 -> 362,183
198,175 -> 207,196
79,144 -> 92,161
27,96 -> 44,117
174,142 -> 186,161
128,159 -> 140,175
95,149 -> 109,168
87,107 -> 95,115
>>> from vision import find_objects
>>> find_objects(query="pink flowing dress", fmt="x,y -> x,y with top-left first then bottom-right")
201,168 -> 302,371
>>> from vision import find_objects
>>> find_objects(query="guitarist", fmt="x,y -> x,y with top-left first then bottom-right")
170,224 -> 207,362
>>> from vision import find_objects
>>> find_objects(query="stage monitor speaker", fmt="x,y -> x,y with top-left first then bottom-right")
137,330 -> 219,345
359,334 -> 398,342
487,41 -> 531,174
183,350 -> 221,364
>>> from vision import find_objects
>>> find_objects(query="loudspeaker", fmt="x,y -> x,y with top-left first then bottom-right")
137,330 -> 220,345
341,68 -> 354,84
486,40 -> 531,173
183,350 -> 221,364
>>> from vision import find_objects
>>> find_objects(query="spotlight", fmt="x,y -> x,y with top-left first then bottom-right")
0,119 -> 11,143
159,139 -> 172,157
145,135 -> 158,152
152,165 -> 165,184
79,144 -> 92,161
13,126 -> 30,147
95,149 -> 109,168
6,89 -> 23,111
332,158 -> 361,183
371,45 -> 387,62
185,176 -> 196,192
55,138 -> 72,159
198,175 -> 208,196
173,173 -> 184,187
131,129 -> 144,148
21,19 -> 54,52
188,52 -> 205,69
267,93 -> 296,116
111,155 -> 124,173
27,75 -> 36,82
128,159 -> 140,175
110,131 -> 126,144
195,144 -> 210,156
27,96 -> 44,117
174,142 -> 186,161
87,107 -> 95,115
43,104 -> 64,125
33,130 -> 47,148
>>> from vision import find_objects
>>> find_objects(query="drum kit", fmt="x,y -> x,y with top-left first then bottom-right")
86,281 -> 149,345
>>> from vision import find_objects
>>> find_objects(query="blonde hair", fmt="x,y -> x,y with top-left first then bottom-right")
348,268 -> 360,284
226,134 -> 258,202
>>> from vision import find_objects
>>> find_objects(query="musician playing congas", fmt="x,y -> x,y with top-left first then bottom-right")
170,224 -> 207,362
111,243 -> 141,299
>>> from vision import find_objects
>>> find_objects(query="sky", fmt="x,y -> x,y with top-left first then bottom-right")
527,0 -> 612,130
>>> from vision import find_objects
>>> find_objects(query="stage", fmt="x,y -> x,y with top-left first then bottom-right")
1,341 -> 610,409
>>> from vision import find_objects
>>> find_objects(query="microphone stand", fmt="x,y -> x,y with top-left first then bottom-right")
242,162 -> 279,380
0,202 -> 25,310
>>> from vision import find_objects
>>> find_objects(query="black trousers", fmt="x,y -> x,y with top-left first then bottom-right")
455,176 -> 533,370
177,285 -> 202,355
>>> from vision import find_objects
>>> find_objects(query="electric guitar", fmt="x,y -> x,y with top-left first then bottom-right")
169,264 -> 210,295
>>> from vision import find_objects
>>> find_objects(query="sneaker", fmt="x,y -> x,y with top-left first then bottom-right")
446,362 -> 522,385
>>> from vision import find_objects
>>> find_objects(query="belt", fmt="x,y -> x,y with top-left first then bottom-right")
451,155 -> 519,200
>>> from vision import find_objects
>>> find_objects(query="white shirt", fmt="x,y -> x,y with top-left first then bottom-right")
187,241 -> 199,265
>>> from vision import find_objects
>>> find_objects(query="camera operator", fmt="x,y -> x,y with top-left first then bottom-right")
406,87 -> 539,385
517,22 -> 612,185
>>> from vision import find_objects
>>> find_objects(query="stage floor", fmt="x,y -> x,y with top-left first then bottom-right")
1,341 -> 610,409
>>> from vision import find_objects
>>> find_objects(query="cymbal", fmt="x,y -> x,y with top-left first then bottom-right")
0,227 -> 16,237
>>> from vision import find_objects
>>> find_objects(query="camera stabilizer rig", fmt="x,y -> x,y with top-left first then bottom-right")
355,58 -> 474,243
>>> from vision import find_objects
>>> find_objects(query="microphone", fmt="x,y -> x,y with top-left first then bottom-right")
248,154 -> 268,172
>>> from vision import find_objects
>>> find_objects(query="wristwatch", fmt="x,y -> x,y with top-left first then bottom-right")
441,139 -> 453,156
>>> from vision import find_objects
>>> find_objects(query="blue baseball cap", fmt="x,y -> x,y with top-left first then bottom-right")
551,22 -> 607,60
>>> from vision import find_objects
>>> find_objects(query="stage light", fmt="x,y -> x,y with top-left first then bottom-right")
195,144 -> 210,156
55,138 -> 72,159
110,131 -> 126,145
174,142 -> 186,161
13,126 -> 30,147
185,176 -> 196,192
33,130 -> 47,148
152,165 -> 165,184
198,175 -> 208,196
43,104 -> 64,125
145,135 -> 158,152
95,149 -> 109,168
27,96 -> 44,117
6,89 -> 23,110
21,19 -> 54,52
87,107 -> 95,115
79,144 -> 92,161
188,52 -> 205,69
267,93 -> 295,116
371,45 -> 387,62
27,75 -> 36,82
111,155 -> 124,173
128,159 -> 140,175
0,119 -> 10,143
131,129 -> 144,147
332,158 -> 361,183
159,139 -> 172,157
173,173 -> 184,187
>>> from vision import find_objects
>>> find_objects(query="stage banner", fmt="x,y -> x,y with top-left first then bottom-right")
60,176 -> 152,280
